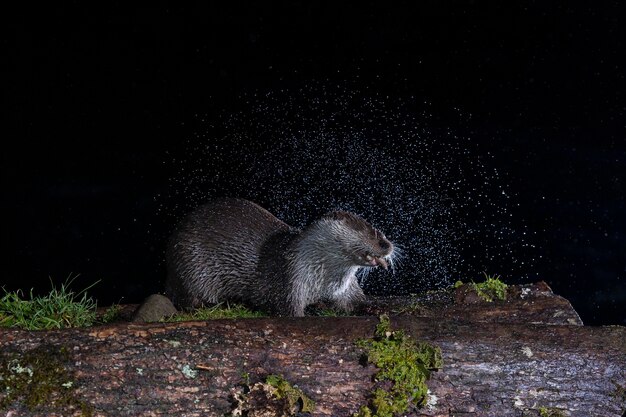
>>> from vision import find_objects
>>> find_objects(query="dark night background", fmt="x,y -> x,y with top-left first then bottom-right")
4,2 -> 625,325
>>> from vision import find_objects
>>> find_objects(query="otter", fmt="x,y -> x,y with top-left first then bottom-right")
165,198 -> 395,316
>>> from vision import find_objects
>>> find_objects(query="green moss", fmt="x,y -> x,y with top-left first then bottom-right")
355,315 -> 443,417
316,308 -> 339,317
453,280 -> 464,288
240,371 -> 251,385
231,373 -> 315,416
100,304 -> 122,323
471,273 -> 508,302
0,345 -> 92,416
393,298 -> 428,315
265,374 -> 315,413
373,314 -> 392,337
538,406 -> 566,417
314,308 -> 349,317
161,302 -> 266,322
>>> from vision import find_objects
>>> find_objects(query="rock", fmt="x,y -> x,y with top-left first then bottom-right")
131,294 -> 177,322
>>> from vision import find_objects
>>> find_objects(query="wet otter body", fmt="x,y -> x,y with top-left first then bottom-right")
165,198 -> 394,316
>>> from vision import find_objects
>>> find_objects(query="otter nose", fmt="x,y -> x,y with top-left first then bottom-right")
379,239 -> 390,250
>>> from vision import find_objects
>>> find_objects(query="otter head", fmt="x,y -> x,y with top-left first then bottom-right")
323,211 -> 394,269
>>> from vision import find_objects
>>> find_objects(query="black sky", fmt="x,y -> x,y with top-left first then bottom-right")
4,2 -> 625,324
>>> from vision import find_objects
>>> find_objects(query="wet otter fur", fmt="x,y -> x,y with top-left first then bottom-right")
165,198 -> 395,316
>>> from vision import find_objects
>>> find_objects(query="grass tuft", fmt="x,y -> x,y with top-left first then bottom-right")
471,273 -> 508,302
161,302 -> 266,322
0,276 -> 98,330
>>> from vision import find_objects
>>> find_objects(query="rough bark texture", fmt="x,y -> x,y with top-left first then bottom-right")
1,283 -> 625,417
355,281 -> 585,326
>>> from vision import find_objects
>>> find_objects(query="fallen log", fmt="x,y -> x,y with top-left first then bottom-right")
0,283 -> 624,417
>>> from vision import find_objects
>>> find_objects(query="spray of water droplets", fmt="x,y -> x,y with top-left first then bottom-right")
162,83 -> 531,295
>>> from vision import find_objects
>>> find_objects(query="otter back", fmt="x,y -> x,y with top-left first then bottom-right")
165,198 -> 297,311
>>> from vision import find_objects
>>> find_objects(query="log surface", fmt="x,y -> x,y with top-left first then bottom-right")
357,282 -> 585,326
1,283 -> 625,417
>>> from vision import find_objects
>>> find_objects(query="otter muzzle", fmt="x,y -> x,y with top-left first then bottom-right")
374,257 -> 388,270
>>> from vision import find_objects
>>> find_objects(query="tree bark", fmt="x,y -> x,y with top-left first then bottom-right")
1,283 -> 625,417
